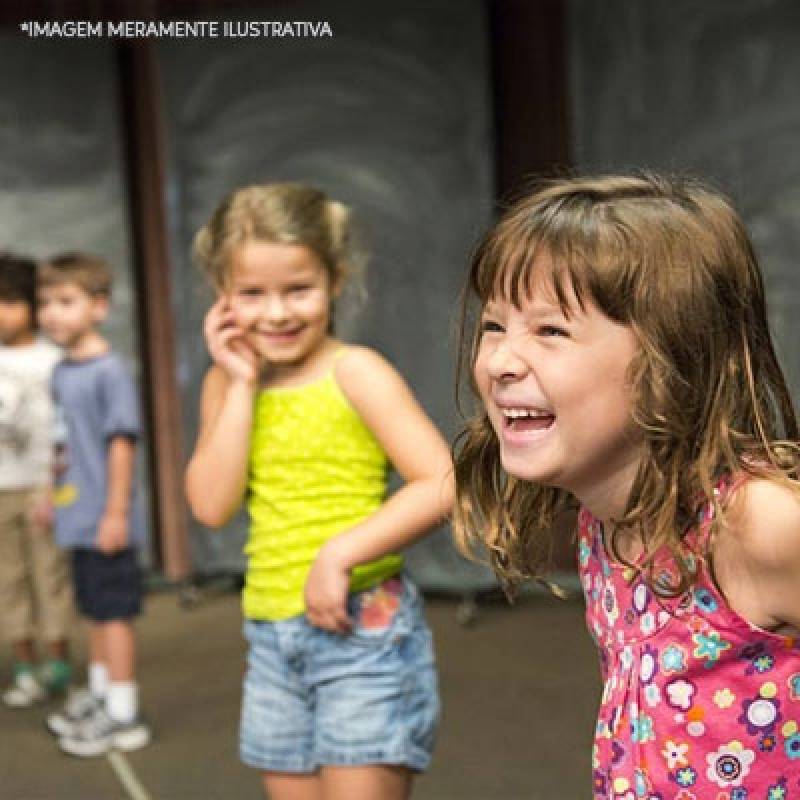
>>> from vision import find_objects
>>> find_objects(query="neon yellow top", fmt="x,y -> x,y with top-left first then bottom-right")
243,349 -> 403,620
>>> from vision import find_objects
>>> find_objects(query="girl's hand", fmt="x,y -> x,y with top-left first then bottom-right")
204,298 -> 261,386
304,540 -> 353,634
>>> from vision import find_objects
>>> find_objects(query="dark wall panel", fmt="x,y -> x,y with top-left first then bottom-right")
571,0 -> 800,398
160,1 -> 495,587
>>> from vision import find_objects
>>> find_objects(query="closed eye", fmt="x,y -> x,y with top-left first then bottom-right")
479,319 -> 504,334
537,325 -> 568,338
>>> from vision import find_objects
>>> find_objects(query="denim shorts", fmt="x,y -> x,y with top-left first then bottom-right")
239,574 -> 439,773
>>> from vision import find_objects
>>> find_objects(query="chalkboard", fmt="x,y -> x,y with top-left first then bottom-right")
0,35 -> 152,559
160,0 -> 496,589
571,0 -> 800,399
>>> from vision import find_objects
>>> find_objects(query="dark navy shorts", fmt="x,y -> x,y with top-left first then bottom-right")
71,547 -> 142,622
240,574 -> 440,773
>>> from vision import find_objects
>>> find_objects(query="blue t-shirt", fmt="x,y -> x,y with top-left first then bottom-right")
51,351 -> 145,550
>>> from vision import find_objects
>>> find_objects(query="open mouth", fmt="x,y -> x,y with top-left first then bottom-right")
500,407 -> 555,433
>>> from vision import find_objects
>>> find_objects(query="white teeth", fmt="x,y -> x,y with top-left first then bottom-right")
501,408 -> 552,419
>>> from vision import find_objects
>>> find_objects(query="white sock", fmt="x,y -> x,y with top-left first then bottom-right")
88,662 -> 108,699
106,681 -> 137,724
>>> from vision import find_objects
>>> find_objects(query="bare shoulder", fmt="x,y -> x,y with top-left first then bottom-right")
334,346 -> 410,405
725,477 -> 800,569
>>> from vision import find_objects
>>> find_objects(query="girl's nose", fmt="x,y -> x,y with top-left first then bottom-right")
486,338 -> 528,382
263,295 -> 289,322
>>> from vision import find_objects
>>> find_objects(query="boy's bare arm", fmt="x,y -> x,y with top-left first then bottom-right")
97,435 -> 136,553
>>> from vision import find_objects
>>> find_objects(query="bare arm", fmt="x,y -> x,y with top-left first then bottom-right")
96,435 -> 136,553
305,347 -> 453,631
185,298 -> 263,528
185,366 -> 256,528
713,478 -> 800,632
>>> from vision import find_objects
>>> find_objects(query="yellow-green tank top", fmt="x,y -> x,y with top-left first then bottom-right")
243,350 -> 403,620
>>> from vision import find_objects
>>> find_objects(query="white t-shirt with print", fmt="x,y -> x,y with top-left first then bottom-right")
0,338 -> 61,490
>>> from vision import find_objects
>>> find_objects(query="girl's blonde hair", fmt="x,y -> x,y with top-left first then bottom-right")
453,173 -> 800,594
193,182 -> 363,291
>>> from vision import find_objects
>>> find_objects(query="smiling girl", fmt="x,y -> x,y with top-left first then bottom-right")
454,174 -> 800,798
185,183 -> 449,800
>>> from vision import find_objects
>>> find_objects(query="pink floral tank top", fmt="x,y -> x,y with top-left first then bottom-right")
578,477 -> 800,800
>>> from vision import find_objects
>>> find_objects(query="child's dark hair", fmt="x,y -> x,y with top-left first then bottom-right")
0,252 -> 37,318
453,172 -> 800,595
40,253 -> 112,297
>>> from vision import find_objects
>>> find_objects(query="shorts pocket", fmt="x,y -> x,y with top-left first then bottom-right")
347,575 -> 411,644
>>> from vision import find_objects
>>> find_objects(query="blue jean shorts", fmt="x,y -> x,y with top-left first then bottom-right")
239,573 -> 439,773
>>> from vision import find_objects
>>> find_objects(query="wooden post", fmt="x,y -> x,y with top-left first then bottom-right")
116,39 -> 190,581
489,0 -> 571,202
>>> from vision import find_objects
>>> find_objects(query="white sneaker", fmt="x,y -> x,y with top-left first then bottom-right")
59,707 -> 151,757
46,688 -> 101,737
2,670 -> 47,708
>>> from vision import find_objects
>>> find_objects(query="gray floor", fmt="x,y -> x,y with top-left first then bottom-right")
0,586 -> 600,800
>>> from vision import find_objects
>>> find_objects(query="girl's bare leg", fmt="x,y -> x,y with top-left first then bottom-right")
320,765 -> 412,800
262,772 -> 321,800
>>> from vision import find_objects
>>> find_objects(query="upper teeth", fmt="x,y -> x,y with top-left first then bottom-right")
502,408 -> 550,419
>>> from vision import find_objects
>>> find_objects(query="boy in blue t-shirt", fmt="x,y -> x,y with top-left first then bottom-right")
37,253 -> 150,757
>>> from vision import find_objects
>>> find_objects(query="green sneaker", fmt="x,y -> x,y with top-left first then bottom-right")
38,659 -> 72,694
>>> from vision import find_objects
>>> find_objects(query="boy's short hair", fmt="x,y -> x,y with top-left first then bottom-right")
0,252 -> 37,312
39,253 -> 113,297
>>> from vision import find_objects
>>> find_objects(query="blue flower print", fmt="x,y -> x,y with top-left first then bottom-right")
754,653 -> 775,673
579,538 -> 591,567
674,766 -> 697,787
633,767 -> 651,796
789,673 -> 800,700
731,788 -> 748,800
631,713 -> 655,743
662,644 -> 687,674
692,630 -> 731,668
740,642 -> 773,676
785,732 -> 800,760
693,587 -> 717,613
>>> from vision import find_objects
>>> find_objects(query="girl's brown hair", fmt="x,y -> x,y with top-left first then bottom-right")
193,183 -> 363,292
453,173 -> 800,594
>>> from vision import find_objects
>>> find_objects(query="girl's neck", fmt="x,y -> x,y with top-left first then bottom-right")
574,455 -> 641,530
260,336 -> 341,390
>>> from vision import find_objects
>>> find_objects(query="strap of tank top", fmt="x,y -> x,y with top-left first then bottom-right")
330,346 -> 350,365
692,471 -> 750,551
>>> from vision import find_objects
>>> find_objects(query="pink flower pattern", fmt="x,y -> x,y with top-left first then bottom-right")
581,476 -> 800,798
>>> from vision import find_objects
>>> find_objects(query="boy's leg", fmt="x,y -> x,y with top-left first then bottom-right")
320,766 -> 412,800
58,550 -> 149,756
262,772 -> 321,800
0,491 -> 36,657
0,491 -> 48,707
26,488 -> 74,692
103,618 -> 139,723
